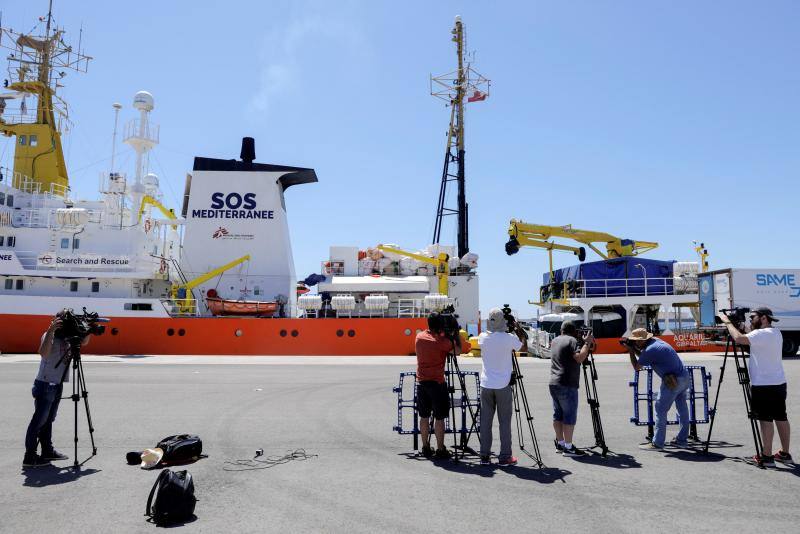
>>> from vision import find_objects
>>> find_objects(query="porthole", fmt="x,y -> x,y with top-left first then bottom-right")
179,329 -> 186,336
280,330 -> 287,337
404,328 -> 412,336
336,329 -> 344,337
291,330 -> 299,337
347,329 -> 355,338
111,328 -> 118,336
167,328 -> 175,336
234,329 -> 242,337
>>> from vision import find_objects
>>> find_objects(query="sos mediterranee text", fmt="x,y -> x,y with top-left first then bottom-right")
191,192 -> 274,220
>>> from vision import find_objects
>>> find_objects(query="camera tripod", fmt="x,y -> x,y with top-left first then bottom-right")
703,333 -> 764,466
57,339 -> 98,468
510,350 -> 544,467
444,339 -> 481,463
581,350 -> 608,456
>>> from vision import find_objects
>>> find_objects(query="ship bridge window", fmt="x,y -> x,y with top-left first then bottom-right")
6,236 -> 14,247
0,236 -> 3,246
18,135 -> 26,146
29,135 -> 38,147
73,238 -> 80,249
4,279 -> 11,290
91,281 -> 99,293
61,238 -> 69,249
0,192 -> 4,204
6,195 -> 12,207
15,279 -> 23,290
124,303 -> 152,311
70,281 -> 78,292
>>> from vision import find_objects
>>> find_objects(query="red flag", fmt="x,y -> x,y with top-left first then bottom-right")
467,90 -> 487,103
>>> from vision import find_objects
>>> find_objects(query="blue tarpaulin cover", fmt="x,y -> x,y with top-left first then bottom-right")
543,257 -> 674,296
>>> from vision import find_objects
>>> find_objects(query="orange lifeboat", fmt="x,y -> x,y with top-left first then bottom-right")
205,289 -> 279,317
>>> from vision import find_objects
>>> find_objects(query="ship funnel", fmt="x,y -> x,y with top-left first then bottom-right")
240,137 -> 256,164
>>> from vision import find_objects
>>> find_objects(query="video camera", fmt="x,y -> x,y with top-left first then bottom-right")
501,304 -> 528,341
716,307 -> 750,329
55,308 -> 107,345
437,305 -> 462,340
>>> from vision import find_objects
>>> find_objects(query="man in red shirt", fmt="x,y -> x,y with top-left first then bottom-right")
415,312 -> 468,459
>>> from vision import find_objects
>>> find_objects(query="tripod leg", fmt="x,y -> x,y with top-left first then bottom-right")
733,346 -> 764,463
77,360 -> 97,455
703,338 -> 731,454
73,363 -> 79,468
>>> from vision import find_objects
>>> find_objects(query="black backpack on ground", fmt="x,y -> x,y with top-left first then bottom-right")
145,469 -> 197,526
157,434 -> 203,465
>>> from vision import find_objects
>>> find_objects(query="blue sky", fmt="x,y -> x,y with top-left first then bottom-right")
3,1 -> 798,317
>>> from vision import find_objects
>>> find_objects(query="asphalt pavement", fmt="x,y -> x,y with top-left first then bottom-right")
1,353 -> 798,533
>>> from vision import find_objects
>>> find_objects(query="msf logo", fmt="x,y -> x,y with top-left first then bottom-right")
212,227 -> 229,239
756,273 -> 800,298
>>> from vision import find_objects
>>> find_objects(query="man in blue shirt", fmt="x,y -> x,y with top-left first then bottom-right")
626,328 -> 690,450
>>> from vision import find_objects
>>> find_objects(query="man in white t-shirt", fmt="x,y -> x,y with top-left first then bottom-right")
718,307 -> 791,467
477,308 -> 526,466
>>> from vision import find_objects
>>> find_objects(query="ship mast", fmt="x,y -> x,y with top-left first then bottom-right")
0,1 -> 91,196
430,16 -> 489,258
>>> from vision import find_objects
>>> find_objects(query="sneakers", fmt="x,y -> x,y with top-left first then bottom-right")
41,449 -> 69,461
554,440 -> 564,452
639,442 -> 664,451
22,454 -> 51,468
480,455 -> 492,466
774,450 -> 793,464
753,454 -> 776,468
498,456 -> 518,466
420,444 -> 434,458
669,439 -> 689,448
433,447 -> 452,460
562,445 -> 585,457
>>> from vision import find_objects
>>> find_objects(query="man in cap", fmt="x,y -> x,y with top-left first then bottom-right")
625,328 -> 690,451
23,310 -> 91,468
476,308 -> 527,466
549,321 -> 594,457
415,312 -> 469,460
718,307 -> 791,466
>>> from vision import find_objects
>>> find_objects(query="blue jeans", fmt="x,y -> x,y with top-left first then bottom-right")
25,380 -> 63,455
549,384 -> 579,425
653,372 -> 690,447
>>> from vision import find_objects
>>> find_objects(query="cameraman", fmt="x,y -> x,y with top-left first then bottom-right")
23,311 -> 90,468
549,321 -> 593,457
415,312 -> 468,460
476,308 -> 527,466
625,328 -> 690,451
718,307 -> 791,466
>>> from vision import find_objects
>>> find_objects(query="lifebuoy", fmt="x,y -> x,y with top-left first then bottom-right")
159,259 -> 167,274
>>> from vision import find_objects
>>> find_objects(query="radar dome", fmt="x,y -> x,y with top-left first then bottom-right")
133,91 -> 154,111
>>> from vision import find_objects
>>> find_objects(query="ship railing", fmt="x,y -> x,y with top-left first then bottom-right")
542,276 -> 676,301
12,207 -> 106,228
0,112 -> 37,125
123,120 -> 160,144
321,260 -> 345,276
293,299 -> 426,319
526,327 -> 556,358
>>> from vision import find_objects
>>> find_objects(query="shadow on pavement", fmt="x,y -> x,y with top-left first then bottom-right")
399,452 -> 571,483
147,515 -> 198,528
662,450 -> 726,463
21,465 -> 101,487
569,451 -> 642,469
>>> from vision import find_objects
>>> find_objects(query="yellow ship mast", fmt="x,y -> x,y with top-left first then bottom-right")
0,1 -> 91,196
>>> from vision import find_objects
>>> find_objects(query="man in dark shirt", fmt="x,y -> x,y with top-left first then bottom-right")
415,312 -> 468,459
626,328 -> 690,451
549,321 -> 593,457
23,311 -> 90,468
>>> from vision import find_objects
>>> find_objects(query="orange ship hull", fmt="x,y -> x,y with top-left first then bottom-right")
0,315 -> 427,356
590,334 -> 720,354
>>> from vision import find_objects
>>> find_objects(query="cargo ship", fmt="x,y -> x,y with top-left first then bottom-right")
0,10 -> 482,355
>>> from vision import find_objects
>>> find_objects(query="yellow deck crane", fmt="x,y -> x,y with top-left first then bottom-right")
170,255 -> 251,313
138,195 -> 178,229
694,241 -> 710,272
505,220 -> 659,305
376,245 -> 450,296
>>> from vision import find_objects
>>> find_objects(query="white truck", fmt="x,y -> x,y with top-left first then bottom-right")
698,268 -> 800,356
